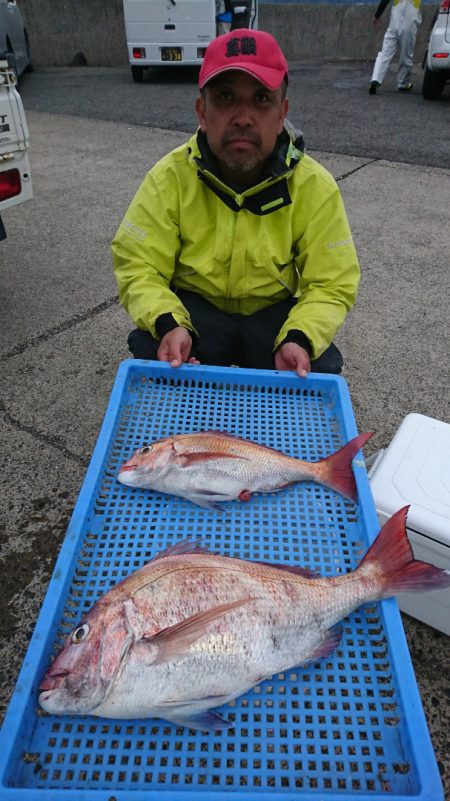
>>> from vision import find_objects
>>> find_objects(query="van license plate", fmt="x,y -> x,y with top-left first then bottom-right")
161,48 -> 182,61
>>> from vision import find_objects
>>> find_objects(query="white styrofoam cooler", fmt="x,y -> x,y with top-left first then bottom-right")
368,413 -> 450,634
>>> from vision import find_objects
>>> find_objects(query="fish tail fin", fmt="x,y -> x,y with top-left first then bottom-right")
314,432 -> 373,501
357,506 -> 450,597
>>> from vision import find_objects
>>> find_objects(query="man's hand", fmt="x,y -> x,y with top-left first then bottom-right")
274,342 -> 311,378
157,327 -> 200,368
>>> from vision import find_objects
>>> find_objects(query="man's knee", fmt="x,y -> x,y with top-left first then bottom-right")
128,329 -> 159,360
311,343 -> 343,374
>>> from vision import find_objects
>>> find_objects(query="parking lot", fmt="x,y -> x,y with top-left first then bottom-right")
1,62 -> 449,796
19,59 -> 450,166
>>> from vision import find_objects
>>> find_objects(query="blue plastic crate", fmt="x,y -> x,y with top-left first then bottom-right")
0,361 -> 443,800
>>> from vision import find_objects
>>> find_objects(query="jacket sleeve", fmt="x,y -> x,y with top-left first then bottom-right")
112,168 -> 194,339
274,177 -> 360,359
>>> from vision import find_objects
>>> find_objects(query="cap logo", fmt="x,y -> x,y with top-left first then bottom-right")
225,36 -> 257,58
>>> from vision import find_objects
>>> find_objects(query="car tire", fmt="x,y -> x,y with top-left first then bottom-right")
25,31 -> 33,72
422,65 -> 446,99
131,65 -> 144,83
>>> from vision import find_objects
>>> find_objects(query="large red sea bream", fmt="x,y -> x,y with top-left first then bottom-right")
39,507 -> 450,731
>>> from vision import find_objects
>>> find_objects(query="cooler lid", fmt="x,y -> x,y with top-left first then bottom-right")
369,413 -> 450,546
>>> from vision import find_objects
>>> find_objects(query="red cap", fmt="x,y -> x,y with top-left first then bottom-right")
198,29 -> 289,91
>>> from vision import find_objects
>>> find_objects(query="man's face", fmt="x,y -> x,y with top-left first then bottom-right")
196,71 -> 289,187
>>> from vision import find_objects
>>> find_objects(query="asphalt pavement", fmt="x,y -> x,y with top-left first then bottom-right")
1,63 -> 449,796
18,61 -> 450,168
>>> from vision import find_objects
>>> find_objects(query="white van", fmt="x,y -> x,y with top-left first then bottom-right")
0,57 -> 32,239
0,0 -> 32,80
123,0 -> 258,82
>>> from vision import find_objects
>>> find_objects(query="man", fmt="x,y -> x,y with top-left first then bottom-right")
368,0 -> 421,94
112,29 -> 360,378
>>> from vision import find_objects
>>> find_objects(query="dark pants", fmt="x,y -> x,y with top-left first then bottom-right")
128,290 -> 343,374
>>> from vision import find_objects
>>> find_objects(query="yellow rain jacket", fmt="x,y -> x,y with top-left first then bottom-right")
112,128 -> 360,359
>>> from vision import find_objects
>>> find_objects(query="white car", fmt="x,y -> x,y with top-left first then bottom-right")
422,0 -> 450,99
0,0 -> 32,81
0,58 -> 32,239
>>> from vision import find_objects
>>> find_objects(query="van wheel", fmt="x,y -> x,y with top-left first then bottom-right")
131,65 -> 144,83
422,66 -> 445,99
25,31 -> 33,71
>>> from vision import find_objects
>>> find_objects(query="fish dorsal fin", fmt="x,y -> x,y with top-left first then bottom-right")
177,429 -> 245,443
257,561 -> 320,579
202,429 -> 245,439
119,540 -> 214,596
151,539 -> 211,562
151,542 -> 319,577
203,430 -> 281,453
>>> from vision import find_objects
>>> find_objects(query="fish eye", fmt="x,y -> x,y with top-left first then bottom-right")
72,623 -> 90,643
139,445 -> 153,454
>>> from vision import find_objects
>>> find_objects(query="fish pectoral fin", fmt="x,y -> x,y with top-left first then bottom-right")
159,707 -> 233,732
187,490 -> 230,511
178,488 -> 234,510
144,597 -> 256,664
172,451 -> 248,468
310,625 -> 342,662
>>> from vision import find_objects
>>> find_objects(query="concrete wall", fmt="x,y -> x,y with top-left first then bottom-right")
262,4 -> 435,63
20,0 -> 129,67
20,0 -> 436,67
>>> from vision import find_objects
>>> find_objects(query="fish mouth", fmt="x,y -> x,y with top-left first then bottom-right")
39,670 -> 70,691
117,465 -> 141,486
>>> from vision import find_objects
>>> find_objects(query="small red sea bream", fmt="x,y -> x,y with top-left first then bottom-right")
39,507 -> 450,731
117,430 -> 373,508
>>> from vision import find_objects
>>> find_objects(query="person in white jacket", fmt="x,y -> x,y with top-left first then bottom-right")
369,0 -> 421,94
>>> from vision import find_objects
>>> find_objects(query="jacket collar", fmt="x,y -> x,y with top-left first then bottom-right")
194,126 -> 303,186
188,126 -> 304,215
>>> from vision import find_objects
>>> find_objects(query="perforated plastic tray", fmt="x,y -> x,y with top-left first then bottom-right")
0,361 -> 443,800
